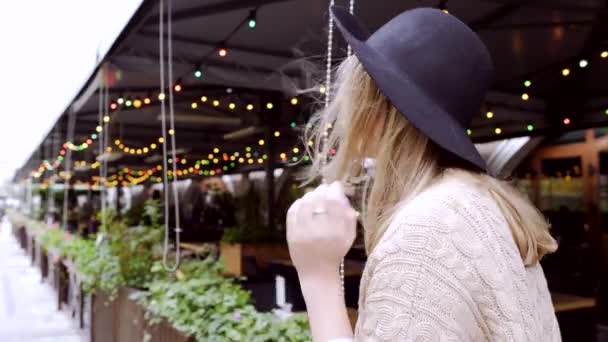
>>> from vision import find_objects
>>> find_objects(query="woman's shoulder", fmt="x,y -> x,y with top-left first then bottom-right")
372,173 -> 504,260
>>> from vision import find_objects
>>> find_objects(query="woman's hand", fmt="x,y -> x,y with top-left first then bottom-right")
286,181 -> 357,341
287,181 -> 357,279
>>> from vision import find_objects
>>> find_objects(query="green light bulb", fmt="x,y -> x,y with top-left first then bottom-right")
527,124 -> 534,131
248,19 -> 256,29
194,69 -> 202,78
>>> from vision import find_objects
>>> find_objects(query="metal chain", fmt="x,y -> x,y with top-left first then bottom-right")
346,0 -> 355,57
324,0 -> 352,295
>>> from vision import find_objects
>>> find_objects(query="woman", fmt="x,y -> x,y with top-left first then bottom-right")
287,6 -> 560,342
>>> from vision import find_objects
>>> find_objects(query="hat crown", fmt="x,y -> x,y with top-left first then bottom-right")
367,8 -> 493,126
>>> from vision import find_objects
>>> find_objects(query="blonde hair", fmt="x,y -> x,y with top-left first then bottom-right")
305,56 -> 556,266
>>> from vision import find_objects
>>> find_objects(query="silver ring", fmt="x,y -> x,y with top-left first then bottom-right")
312,207 -> 327,215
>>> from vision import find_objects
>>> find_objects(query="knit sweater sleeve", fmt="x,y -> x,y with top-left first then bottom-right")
354,201 -> 487,341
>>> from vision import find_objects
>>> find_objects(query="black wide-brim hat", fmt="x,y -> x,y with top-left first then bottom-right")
331,6 -> 494,172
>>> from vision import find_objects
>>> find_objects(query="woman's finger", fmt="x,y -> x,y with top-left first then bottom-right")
326,181 -> 350,207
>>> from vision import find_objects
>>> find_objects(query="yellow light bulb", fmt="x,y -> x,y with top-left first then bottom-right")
213,148 -> 219,153
293,147 -> 300,153
208,154 -> 214,159
274,131 -> 280,137
136,149 -> 142,154
248,159 -> 254,164
213,158 -> 219,164
96,126 -> 102,132
258,158 -> 263,164
562,68 -> 570,76
158,137 -> 164,143
319,86 -> 326,94
280,153 -> 287,159
290,97 -> 298,105
103,116 -> 110,123
201,96 -> 208,102
115,139 -> 121,145
143,147 -> 149,153
213,100 -> 220,107
191,102 -> 198,109
229,103 -> 236,110
158,93 -> 166,100
486,111 -> 494,119
246,104 -> 254,111
521,93 -> 529,101
181,159 -> 187,164
151,143 -> 157,149
168,129 -> 175,135
602,51 -> 608,58
495,127 -> 502,135
238,157 -> 245,163
259,139 -> 265,146
266,102 -> 274,109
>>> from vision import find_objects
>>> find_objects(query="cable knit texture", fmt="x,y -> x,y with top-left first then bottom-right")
355,174 -> 561,341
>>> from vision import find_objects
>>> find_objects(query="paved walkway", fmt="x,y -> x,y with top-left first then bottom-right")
0,219 -> 84,342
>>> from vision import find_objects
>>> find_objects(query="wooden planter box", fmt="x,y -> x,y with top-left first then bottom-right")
91,288 -> 194,342
38,247 -> 49,279
28,234 -> 36,265
220,242 -> 290,276
17,226 -> 27,250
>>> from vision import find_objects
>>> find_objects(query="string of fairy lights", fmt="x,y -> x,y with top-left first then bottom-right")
468,45 -> 608,137
31,91 -> 311,186
35,3 -> 608,186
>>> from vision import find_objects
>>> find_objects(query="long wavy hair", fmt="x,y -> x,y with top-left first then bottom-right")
304,56 -> 556,266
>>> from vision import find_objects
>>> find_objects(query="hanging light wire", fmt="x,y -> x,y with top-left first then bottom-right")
159,0 -> 181,272
62,107 -> 76,228
102,71 -> 110,214
97,69 -> 106,227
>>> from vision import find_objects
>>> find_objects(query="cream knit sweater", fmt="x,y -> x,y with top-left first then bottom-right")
354,175 -> 561,341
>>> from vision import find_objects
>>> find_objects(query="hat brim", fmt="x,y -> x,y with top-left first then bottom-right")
331,6 -> 487,172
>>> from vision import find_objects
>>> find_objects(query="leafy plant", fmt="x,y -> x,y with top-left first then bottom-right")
64,237 -> 123,296
38,227 -> 69,253
134,258 -> 312,342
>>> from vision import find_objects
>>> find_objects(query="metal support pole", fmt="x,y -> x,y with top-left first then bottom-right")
263,94 -> 279,228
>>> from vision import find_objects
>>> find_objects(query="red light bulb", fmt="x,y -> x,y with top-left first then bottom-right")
144,97 -> 151,105
174,84 -> 182,92
110,102 -> 118,110
563,118 -> 571,125
218,48 -> 228,57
